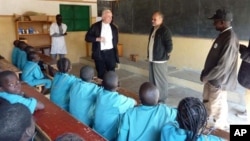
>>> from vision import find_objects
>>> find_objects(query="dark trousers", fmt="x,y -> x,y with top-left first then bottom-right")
94,49 -> 116,79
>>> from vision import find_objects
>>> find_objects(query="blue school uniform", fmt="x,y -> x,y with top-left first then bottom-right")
161,122 -> 223,141
117,104 -> 177,141
93,90 -> 136,141
69,79 -> 103,126
11,47 -> 20,66
0,92 -> 37,113
21,61 -> 51,88
50,72 -> 77,111
16,50 -> 27,70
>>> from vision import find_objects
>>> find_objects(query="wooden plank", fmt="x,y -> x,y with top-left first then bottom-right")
38,53 -> 56,65
21,83 -> 106,141
0,58 -> 22,78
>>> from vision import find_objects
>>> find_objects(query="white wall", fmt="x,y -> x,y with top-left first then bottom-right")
0,0 -> 97,16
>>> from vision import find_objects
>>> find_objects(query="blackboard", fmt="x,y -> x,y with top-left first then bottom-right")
104,0 -> 250,40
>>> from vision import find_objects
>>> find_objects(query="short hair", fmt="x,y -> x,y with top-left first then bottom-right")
24,46 -> 35,54
0,71 -> 17,87
102,8 -> 112,16
56,14 -> 62,19
153,11 -> 164,19
13,40 -> 20,47
57,57 -> 71,73
139,82 -> 159,106
55,132 -> 85,141
27,51 -> 37,61
80,65 -> 94,82
177,97 -> 207,141
0,103 -> 32,141
102,71 -> 118,90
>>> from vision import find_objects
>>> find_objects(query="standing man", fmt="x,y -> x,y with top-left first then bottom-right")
85,9 -> 119,79
147,11 -> 173,103
50,14 -> 67,60
200,9 -> 239,130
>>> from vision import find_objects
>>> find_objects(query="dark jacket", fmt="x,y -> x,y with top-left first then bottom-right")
85,21 -> 119,63
238,43 -> 250,89
147,24 -> 173,61
200,28 -> 239,90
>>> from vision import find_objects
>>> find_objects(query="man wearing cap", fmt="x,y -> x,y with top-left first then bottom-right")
200,9 -> 239,130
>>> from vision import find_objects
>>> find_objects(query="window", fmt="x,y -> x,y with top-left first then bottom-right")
60,4 -> 90,31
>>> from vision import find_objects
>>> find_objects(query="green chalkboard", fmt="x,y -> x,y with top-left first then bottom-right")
60,4 -> 90,31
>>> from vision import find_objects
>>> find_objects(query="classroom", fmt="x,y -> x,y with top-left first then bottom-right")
1,0 -> 250,140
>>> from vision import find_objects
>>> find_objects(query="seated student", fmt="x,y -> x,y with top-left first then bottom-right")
50,57 -> 77,111
69,65 -> 103,126
55,132 -> 85,141
0,70 -> 44,113
93,71 -> 136,141
21,51 -> 51,94
117,82 -> 177,141
0,103 -> 36,141
161,97 -> 223,141
11,39 -> 20,66
16,41 -> 28,70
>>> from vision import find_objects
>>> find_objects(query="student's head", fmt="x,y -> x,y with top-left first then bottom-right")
55,132 -> 85,141
0,71 -> 21,94
0,103 -> 35,141
24,46 -> 35,54
102,8 -> 112,24
139,82 -> 159,106
102,71 -> 118,91
17,41 -> 28,50
80,65 -> 94,82
27,51 -> 40,62
57,57 -> 72,73
13,39 -> 20,47
177,97 -> 207,141
152,11 -> 164,27
208,9 -> 233,31
56,14 -> 63,25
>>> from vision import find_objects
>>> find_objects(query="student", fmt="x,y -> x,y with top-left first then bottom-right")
11,39 -> 20,66
50,57 -> 77,111
0,70 -> 44,114
117,82 -> 177,141
69,65 -> 103,127
161,97 -> 223,141
55,132 -> 85,141
16,41 -> 28,70
93,71 -> 136,141
21,51 -> 51,94
0,103 -> 36,141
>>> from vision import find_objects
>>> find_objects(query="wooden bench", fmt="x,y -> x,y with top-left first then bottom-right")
0,57 -> 22,78
21,83 -> 106,141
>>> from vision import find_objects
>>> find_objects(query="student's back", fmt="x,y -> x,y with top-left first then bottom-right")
69,65 -> 103,126
93,71 -> 136,141
11,40 -> 20,66
117,82 -> 177,141
16,41 -> 28,70
50,58 -> 77,111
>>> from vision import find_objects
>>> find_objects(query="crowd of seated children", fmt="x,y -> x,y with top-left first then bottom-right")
117,82 -> 177,141
161,97 -> 223,141
69,65 -> 103,127
50,57 -> 77,111
21,51 -> 51,94
0,70 -> 44,114
16,41 -> 28,70
93,71 -> 136,141
0,102 -> 36,141
11,39 -> 20,66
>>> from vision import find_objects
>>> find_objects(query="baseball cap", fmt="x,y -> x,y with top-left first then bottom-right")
208,9 -> 233,21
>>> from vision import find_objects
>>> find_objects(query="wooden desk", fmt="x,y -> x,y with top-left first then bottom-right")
21,83 -> 106,141
0,58 -> 21,78
38,53 -> 56,65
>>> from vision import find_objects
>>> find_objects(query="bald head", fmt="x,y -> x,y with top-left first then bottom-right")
103,71 -> 118,91
139,82 -> 159,106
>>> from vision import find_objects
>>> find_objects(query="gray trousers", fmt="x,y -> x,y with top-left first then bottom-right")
149,62 -> 168,101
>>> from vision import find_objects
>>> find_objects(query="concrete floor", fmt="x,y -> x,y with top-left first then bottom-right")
75,57 -> 248,126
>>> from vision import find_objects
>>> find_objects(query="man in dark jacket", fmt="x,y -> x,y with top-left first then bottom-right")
85,8 -> 119,79
147,11 -> 173,103
200,9 -> 239,130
